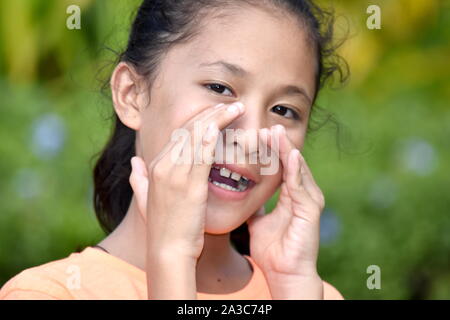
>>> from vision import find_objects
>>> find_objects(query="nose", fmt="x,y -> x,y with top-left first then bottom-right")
221,102 -> 265,162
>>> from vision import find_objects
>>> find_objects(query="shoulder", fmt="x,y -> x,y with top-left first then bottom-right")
322,280 -> 344,300
0,249 -> 89,300
0,264 -> 74,300
1,247 -> 148,300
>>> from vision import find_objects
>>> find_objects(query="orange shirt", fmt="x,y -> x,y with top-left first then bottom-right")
0,247 -> 343,300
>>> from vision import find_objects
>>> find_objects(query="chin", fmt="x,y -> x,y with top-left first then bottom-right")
204,204 -> 248,235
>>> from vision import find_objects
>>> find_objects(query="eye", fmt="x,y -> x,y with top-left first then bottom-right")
271,105 -> 301,120
204,83 -> 234,97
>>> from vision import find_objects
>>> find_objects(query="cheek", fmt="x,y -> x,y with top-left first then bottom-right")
261,170 -> 283,197
138,113 -> 177,163
287,129 -> 306,151
139,99 -> 213,164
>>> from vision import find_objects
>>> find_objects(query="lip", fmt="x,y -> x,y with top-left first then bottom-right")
208,179 -> 254,201
210,162 -> 260,184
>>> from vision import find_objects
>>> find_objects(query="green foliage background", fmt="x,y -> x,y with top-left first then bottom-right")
0,0 -> 449,299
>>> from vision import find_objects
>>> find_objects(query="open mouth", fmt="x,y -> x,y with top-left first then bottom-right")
208,166 -> 255,193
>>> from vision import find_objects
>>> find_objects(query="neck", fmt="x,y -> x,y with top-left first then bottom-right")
96,196 -> 252,293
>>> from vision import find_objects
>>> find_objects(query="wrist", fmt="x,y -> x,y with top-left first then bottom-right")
264,262 -> 319,282
266,272 -> 323,300
146,250 -> 198,299
147,243 -> 200,267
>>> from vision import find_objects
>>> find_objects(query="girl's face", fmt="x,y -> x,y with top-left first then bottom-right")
137,7 -> 316,234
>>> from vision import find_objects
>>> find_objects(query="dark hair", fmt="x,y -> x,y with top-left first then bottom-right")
93,0 -> 349,255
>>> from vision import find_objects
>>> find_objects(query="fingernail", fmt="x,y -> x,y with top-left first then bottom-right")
130,157 -> 138,173
131,156 -> 145,176
270,125 -> 277,134
234,102 -> 245,112
227,104 -> 238,114
227,102 -> 244,114
275,124 -> 285,134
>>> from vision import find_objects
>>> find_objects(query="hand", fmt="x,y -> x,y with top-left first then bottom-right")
129,102 -> 245,262
247,125 -> 325,298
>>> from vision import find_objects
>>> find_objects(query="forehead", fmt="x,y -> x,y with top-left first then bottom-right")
182,6 -> 317,94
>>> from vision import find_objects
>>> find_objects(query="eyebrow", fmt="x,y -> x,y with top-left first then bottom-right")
199,60 -> 249,78
198,60 -> 312,105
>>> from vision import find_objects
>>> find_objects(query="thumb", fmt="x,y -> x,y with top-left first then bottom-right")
129,156 -> 149,221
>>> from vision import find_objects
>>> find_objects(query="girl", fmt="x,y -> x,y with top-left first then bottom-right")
1,0 -> 346,299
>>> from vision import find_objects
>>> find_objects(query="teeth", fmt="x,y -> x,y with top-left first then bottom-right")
214,166 -> 250,182
210,166 -> 252,192
211,180 -> 245,192
219,168 -> 231,178
237,182 -> 248,191
230,172 -> 242,181
239,178 -> 249,189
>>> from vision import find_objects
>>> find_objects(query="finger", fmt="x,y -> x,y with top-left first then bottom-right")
147,102 -> 228,178
277,179 -> 293,207
272,126 -> 323,205
182,103 -> 225,131
148,128 -> 191,182
286,149 -> 321,223
276,125 -> 300,182
296,152 -> 325,207
258,127 -> 282,179
190,121 -> 219,182
260,125 -> 294,181
270,127 -> 320,194
129,156 -> 149,218
147,102 -> 225,172
200,101 -> 244,132
147,128 -> 190,172
189,102 -> 245,180
271,125 -> 290,181
263,126 -> 325,208
149,102 -> 244,192
162,102 -> 243,171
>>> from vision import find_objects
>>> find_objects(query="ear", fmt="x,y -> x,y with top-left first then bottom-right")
110,62 -> 146,131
